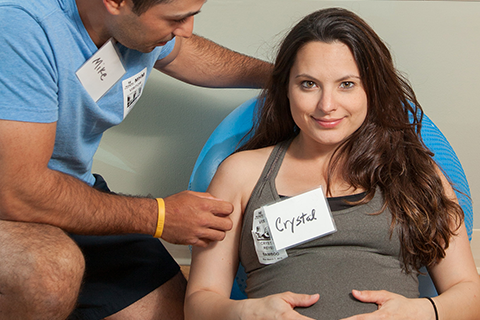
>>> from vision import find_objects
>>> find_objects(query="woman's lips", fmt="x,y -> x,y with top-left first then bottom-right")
313,116 -> 343,128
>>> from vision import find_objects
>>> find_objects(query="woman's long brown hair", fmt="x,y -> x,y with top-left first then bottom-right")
239,8 -> 463,273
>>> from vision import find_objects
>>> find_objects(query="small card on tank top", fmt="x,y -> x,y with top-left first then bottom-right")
262,186 -> 336,251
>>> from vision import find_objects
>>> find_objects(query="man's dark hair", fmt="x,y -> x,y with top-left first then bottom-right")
131,0 -> 175,15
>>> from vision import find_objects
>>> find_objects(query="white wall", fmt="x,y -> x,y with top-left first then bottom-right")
92,1 -> 480,262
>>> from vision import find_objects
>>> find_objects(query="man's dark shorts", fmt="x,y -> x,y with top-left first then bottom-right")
68,174 -> 180,320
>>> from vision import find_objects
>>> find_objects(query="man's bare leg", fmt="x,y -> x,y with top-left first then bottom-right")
105,271 -> 187,320
0,221 -> 85,320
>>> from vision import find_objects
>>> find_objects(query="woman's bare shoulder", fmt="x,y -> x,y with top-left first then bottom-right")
208,146 -> 274,200
218,147 -> 273,177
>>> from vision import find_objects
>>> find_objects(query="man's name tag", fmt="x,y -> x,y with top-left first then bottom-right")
263,186 -> 336,251
122,68 -> 147,118
76,38 -> 126,102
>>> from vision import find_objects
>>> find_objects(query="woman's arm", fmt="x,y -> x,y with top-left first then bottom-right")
427,221 -> 480,319
185,152 -> 247,319
341,167 -> 480,320
185,150 -> 319,320
424,167 -> 480,319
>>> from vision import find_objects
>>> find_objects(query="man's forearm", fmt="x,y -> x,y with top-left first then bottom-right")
0,168 -> 157,236
158,34 -> 273,89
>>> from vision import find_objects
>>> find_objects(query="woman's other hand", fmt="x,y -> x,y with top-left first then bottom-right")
340,290 -> 435,320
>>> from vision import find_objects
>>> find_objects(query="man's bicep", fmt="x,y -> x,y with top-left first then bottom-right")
0,120 -> 57,175
154,35 -> 216,85
154,36 -> 183,71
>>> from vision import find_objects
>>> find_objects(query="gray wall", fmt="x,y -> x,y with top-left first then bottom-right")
92,1 -> 480,261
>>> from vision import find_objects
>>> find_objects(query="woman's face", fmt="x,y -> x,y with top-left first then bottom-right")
288,41 -> 368,149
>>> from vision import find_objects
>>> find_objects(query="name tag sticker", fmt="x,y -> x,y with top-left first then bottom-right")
252,208 -> 288,265
122,68 -> 147,118
76,38 -> 126,102
263,186 -> 336,251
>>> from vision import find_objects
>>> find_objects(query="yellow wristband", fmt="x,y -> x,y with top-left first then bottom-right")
154,198 -> 165,238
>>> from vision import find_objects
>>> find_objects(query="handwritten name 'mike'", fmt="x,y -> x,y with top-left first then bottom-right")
92,57 -> 107,81
275,209 -> 317,234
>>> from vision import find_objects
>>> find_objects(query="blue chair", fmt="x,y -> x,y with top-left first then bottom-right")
188,97 -> 473,300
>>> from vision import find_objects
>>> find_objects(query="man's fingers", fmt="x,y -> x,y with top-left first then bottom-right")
203,213 -> 233,232
190,238 -> 210,248
208,199 -> 234,217
161,191 -> 235,245
191,191 -> 234,216
181,191 -> 234,216
189,191 -> 218,200
197,228 -> 229,244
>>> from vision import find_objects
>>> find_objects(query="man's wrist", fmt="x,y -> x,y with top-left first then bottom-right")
154,198 -> 165,238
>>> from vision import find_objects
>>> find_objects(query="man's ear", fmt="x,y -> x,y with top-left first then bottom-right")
103,0 -> 128,15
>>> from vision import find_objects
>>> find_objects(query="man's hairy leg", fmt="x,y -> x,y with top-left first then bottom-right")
0,221 -> 85,320
105,271 -> 187,320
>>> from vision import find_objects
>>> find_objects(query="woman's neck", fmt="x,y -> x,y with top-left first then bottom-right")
275,136 -> 360,198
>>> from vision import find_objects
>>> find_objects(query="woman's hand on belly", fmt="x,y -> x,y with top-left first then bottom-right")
339,290 -> 435,320
244,291 -> 319,319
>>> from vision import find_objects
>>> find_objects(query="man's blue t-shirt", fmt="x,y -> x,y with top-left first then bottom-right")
0,0 -> 175,185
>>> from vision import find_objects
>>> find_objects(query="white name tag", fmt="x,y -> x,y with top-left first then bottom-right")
76,38 -> 126,102
122,68 -> 147,118
263,186 -> 336,251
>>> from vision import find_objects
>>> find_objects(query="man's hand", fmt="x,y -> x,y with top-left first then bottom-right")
161,190 -> 234,247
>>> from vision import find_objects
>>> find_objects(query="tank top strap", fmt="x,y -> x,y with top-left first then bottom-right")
247,139 -> 293,206
262,139 -> 292,182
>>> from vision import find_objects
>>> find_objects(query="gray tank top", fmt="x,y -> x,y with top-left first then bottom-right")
239,140 -> 419,319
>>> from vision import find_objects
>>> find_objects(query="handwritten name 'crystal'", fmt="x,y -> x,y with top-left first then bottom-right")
275,209 -> 317,234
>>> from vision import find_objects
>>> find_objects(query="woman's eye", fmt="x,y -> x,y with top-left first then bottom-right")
301,81 -> 317,89
340,81 -> 354,89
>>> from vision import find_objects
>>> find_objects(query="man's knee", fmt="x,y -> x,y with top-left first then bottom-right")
0,221 -> 85,319
106,271 -> 187,320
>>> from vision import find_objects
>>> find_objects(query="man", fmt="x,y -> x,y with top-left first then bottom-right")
0,0 -> 272,319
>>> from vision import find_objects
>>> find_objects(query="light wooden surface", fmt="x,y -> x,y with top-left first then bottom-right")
180,265 -> 190,280
471,229 -> 480,274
